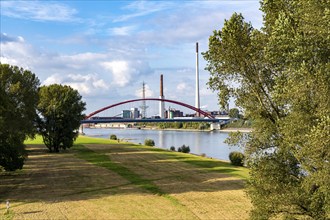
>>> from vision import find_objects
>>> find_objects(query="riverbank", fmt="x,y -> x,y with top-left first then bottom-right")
220,127 -> 253,133
1,136 -> 251,219
85,124 -> 253,133
138,126 -> 252,133
82,127 -> 243,161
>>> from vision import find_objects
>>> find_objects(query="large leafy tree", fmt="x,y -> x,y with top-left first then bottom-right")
0,64 -> 40,171
203,0 -> 329,219
37,84 -> 86,152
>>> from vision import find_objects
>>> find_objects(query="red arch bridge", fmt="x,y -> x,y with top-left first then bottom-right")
81,98 -> 229,125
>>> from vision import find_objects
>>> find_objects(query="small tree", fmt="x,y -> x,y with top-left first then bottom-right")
170,146 -> 175,151
144,139 -> 155,146
110,134 -> 117,140
37,84 -> 86,152
229,151 -> 245,166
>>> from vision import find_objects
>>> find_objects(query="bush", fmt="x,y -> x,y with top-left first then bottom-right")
144,139 -> 155,146
177,144 -> 190,153
170,146 -> 175,151
229,151 -> 245,166
110,134 -> 117,140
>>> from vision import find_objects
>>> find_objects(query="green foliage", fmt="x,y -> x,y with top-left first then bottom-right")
198,123 -> 208,130
229,151 -> 244,166
175,122 -> 183,129
151,122 -> 210,130
3,209 -> 14,220
110,134 -> 117,140
177,145 -> 190,153
228,108 -> 240,119
170,146 -> 175,151
37,84 -> 86,152
224,119 -> 252,128
144,139 -> 155,146
0,64 -> 40,171
203,1 -> 330,218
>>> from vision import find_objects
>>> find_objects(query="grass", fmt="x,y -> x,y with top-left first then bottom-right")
24,135 -> 44,145
25,135 -> 114,145
26,135 -> 249,178
74,144 -> 165,195
0,135 -> 252,219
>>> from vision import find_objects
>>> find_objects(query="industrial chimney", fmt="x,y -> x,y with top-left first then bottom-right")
195,42 -> 200,117
159,74 -> 165,118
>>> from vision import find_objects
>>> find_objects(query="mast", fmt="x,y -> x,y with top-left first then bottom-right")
140,82 -> 148,118
195,42 -> 200,117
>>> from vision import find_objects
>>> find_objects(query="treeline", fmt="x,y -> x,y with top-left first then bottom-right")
138,122 -> 210,130
0,64 -> 85,171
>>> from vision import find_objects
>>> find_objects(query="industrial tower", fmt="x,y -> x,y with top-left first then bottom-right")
195,42 -> 200,117
159,74 -> 165,118
140,82 -> 148,118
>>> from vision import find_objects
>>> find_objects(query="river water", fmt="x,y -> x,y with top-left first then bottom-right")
84,128 -> 242,161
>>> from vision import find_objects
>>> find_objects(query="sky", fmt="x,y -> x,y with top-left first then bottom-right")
0,0 -> 263,116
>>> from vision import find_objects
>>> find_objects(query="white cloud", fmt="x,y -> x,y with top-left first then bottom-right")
1,1 -> 78,22
101,60 -> 151,87
101,61 -> 132,87
134,83 -> 154,98
0,35 -> 37,69
43,73 -> 109,96
114,1 -> 172,22
108,26 -> 136,36
43,74 -> 63,85
177,82 -> 188,91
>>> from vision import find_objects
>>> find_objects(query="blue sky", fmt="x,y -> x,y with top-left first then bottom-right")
1,0 -> 262,115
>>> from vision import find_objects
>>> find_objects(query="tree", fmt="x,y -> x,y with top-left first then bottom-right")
0,64 -> 40,171
228,108 -> 240,119
37,84 -> 86,152
203,0 -> 329,219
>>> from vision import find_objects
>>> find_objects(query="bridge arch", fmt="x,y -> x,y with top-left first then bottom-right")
86,98 -> 214,119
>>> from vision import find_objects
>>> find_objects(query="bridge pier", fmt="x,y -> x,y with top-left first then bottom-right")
79,125 -> 85,135
210,122 -> 221,130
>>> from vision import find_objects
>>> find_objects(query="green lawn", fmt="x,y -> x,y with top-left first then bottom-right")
25,135 -> 249,178
1,134 -> 252,219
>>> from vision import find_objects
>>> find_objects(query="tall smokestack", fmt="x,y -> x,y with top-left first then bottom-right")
195,42 -> 200,117
159,74 -> 165,118
160,74 -> 164,97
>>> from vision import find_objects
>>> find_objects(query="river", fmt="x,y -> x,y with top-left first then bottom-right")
83,128 -> 242,161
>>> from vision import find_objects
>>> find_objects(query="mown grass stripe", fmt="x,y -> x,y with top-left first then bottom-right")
73,144 -> 189,210
73,144 -> 164,195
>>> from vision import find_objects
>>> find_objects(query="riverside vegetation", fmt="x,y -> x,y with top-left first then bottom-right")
1,135 -> 250,219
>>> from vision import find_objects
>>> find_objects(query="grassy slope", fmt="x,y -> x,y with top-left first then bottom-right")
0,135 -> 251,219
26,135 -> 249,178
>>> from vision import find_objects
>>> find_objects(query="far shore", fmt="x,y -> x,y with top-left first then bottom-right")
85,125 -> 253,133
219,127 -> 253,133
139,126 -> 253,133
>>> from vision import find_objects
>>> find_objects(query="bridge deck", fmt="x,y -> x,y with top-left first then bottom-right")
81,118 -> 227,124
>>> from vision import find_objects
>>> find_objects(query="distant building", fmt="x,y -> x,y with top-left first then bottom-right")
131,108 -> 140,119
206,110 -> 228,116
122,110 -> 131,119
165,108 -> 183,119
